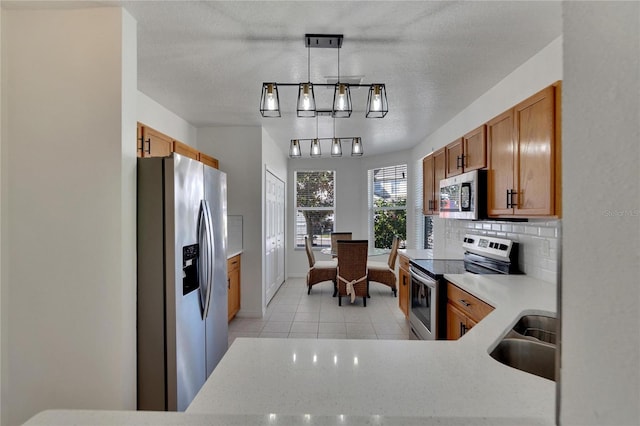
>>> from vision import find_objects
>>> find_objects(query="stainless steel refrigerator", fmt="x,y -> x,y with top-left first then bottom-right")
137,153 -> 228,411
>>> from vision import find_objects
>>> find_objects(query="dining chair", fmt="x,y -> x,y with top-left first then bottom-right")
336,240 -> 369,307
330,232 -> 352,258
367,235 -> 400,297
304,235 -> 337,295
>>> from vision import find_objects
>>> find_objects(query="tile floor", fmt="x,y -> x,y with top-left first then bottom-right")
228,277 -> 411,346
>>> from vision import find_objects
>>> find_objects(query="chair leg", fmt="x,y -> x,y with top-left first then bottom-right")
308,285 -> 311,295
363,296 -> 367,307
332,280 -> 337,297
338,295 -> 342,306
393,287 -> 397,297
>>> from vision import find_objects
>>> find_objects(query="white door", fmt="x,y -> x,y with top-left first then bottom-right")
265,171 -> 285,304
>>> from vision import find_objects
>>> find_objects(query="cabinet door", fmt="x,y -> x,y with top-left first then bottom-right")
398,266 -> 410,318
514,86 -> 555,216
173,140 -> 199,160
199,152 -> 219,169
140,126 -> 173,158
487,109 -> 515,216
422,155 -> 435,215
433,148 -> 446,213
463,125 -> 486,172
137,123 -> 143,158
445,138 -> 463,177
446,302 -> 467,340
227,255 -> 241,322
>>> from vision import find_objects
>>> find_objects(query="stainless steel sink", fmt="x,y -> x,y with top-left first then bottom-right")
490,315 -> 557,381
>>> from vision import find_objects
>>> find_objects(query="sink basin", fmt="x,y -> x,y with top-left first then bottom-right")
490,338 -> 556,381
490,314 -> 557,381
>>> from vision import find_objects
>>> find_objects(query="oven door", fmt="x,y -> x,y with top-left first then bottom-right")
409,266 -> 438,340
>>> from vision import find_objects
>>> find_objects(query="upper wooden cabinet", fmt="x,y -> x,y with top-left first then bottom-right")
198,152 -> 219,169
138,124 -> 173,158
487,85 -> 559,217
445,125 -> 487,177
136,123 -> 219,169
422,148 -> 446,215
173,140 -> 199,161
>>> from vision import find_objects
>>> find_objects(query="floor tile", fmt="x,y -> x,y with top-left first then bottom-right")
261,321 -> 292,333
228,277 -> 410,342
288,332 -> 318,339
290,321 -> 319,333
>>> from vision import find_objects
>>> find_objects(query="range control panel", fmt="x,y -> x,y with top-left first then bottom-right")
462,234 -> 514,261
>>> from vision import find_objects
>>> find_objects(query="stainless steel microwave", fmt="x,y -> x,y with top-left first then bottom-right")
439,170 -> 486,219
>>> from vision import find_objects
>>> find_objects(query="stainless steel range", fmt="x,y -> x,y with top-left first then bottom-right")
409,234 -> 520,340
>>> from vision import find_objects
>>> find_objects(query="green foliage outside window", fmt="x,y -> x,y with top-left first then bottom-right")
374,198 -> 406,249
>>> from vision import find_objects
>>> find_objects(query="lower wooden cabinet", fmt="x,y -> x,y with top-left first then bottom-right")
398,254 -> 410,318
446,281 -> 493,340
227,254 -> 241,322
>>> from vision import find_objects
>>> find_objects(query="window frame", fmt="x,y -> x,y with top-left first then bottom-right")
368,164 -> 407,249
294,169 -> 336,250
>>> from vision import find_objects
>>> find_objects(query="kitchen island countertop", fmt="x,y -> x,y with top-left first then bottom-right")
25,273 -> 557,426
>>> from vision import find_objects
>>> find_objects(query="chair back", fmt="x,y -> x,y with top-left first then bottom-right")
337,240 -> 368,282
387,235 -> 400,269
304,235 -> 316,267
331,232 -> 352,257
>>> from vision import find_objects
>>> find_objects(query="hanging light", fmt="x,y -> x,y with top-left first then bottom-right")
330,118 -> 342,157
351,137 -> 363,156
261,35 -> 388,118
330,138 -> 342,157
297,83 -> 316,117
289,139 -> 301,158
366,84 -> 388,118
310,139 -> 322,157
259,83 -> 281,117
332,83 -> 352,118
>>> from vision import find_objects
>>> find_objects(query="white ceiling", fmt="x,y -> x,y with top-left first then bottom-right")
120,1 -> 561,157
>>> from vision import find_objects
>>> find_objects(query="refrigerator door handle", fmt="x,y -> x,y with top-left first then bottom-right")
198,200 -> 213,319
201,199 -> 215,319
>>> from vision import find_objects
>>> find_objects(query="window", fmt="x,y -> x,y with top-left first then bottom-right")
295,170 -> 335,249
368,164 -> 407,249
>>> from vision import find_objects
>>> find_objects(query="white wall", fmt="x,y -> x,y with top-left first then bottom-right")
1,7 -> 137,425
561,2 -> 639,424
137,91 -> 198,147
197,126 -> 264,317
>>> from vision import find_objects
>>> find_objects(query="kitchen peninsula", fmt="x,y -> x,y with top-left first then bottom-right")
25,271 -> 556,426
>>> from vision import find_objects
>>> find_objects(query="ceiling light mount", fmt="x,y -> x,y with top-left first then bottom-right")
260,34 -> 388,119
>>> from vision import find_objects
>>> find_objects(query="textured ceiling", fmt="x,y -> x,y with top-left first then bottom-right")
120,1 -> 562,157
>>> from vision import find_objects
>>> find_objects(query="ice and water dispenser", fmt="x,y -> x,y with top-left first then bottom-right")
182,243 -> 199,295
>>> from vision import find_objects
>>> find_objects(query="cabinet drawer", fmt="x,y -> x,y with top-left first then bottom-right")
227,255 -> 241,273
399,254 -> 410,271
447,282 -> 494,323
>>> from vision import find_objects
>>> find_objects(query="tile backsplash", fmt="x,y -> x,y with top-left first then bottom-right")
443,219 -> 561,284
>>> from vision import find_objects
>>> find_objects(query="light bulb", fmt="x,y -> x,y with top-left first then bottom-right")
337,84 -> 346,110
302,84 -> 311,110
265,84 -> 277,111
310,139 -> 321,157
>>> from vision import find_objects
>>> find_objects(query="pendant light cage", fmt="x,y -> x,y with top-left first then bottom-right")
332,83 -> 352,118
351,137 -> 364,156
366,84 -> 389,118
297,83 -> 317,117
289,139 -> 301,158
260,83 -> 281,117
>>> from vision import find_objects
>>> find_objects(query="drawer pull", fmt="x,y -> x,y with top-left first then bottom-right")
459,299 -> 472,307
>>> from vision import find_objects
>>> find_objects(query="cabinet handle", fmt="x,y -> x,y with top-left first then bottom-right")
456,155 -> 464,170
228,278 -> 231,289
506,189 -> 518,208
143,138 -> 151,154
459,299 -> 472,307
402,276 -> 407,286
461,323 -> 467,336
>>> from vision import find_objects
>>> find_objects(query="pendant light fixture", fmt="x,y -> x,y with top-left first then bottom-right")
260,34 -> 388,119
259,83 -> 280,117
330,118 -> 342,157
289,139 -> 301,158
351,137 -> 363,156
310,116 -> 321,157
366,84 -> 388,118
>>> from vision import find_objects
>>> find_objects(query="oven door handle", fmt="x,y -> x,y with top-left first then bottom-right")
410,266 -> 437,288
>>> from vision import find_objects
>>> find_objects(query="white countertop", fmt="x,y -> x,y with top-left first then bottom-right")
24,272 -> 557,426
227,249 -> 243,259
398,248 -> 463,260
